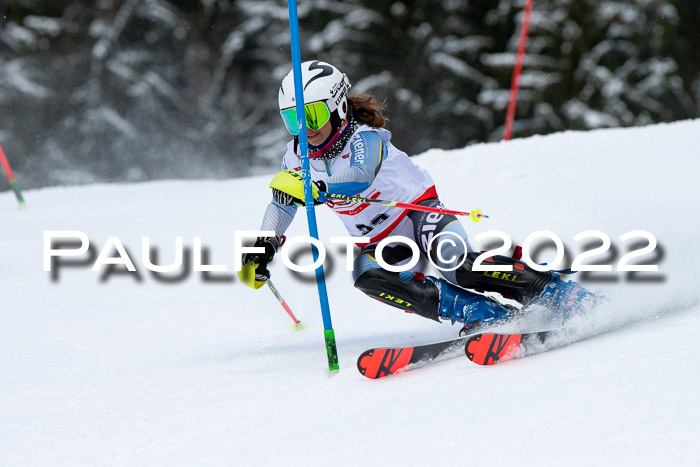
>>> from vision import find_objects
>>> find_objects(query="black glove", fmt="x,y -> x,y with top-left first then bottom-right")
241,235 -> 282,283
272,181 -> 327,206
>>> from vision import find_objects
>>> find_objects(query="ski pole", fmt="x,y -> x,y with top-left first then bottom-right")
0,143 -> 27,209
321,192 -> 487,223
267,279 -> 305,331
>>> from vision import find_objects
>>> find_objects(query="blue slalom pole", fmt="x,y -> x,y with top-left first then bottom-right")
286,0 -> 339,371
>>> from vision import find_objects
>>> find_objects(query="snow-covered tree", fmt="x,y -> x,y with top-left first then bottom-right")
0,0 -> 697,188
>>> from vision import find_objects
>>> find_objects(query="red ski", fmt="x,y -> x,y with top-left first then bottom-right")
357,337 -> 468,379
464,331 -> 555,365
358,329 -> 561,378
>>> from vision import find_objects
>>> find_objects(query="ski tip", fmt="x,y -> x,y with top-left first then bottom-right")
357,347 -> 414,379
465,333 -> 523,366
357,349 -> 374,378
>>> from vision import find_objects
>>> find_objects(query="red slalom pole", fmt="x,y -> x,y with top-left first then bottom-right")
0,143 -> 27,209
323,192 -> 488,223
504,0 -> 534,141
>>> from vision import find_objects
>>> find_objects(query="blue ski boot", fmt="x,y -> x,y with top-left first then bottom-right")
427,277 -> 515,333
530,273 -> 597,320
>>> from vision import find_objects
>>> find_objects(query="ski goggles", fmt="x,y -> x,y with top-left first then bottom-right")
280,101 -> 331,135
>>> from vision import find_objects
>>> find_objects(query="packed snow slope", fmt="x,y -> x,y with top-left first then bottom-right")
2,120 -> 699,466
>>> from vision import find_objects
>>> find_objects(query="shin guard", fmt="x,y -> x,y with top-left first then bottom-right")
354,269 -> 441,321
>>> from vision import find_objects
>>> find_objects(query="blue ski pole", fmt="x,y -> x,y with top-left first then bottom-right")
286,0 -> 339,371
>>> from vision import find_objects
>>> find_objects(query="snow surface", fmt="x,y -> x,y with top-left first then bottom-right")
2,120 -> 700,466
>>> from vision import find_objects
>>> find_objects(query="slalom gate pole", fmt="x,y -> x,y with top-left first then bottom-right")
0,143 -> 27,209
503,0 -> 534,141
286,0 -> 339,371
267,279 -> 305,331
322,192 -> 488,223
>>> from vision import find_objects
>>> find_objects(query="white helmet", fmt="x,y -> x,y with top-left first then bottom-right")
278,60 -> 351,134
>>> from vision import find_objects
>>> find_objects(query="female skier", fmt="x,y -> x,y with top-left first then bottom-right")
240,60 -> 593,332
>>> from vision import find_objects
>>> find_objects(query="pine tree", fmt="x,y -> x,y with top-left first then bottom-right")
0,0 -> 698,188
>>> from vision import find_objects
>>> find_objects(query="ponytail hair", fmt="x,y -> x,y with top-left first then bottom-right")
347,93 -> 387,128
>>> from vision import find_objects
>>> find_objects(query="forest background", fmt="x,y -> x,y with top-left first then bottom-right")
1,0 -> 698,189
